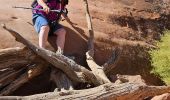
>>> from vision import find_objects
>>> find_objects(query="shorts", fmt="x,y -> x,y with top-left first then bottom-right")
33,15 -> 63,36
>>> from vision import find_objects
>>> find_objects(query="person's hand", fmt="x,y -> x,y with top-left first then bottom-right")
43,5 -> 50,14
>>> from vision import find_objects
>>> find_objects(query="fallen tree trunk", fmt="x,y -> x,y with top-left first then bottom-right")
2,25 -> 104,86
0,67 -> 25,89
0,62 -> 47,96
0,83 -> 170,100
0,47 -> 35,70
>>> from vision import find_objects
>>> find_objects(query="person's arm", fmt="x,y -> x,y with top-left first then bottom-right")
37,0 -> 50,14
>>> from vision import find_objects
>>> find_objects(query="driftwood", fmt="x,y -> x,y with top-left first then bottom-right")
0,47 -> 34,70
0,83 -> 170,100
83,0 -> 94,55
0,62 -> 47,96
103,48 -> 121,75
2,25 -> 108,86
0,68 -> 25,89
50,68 -> 73,91
0,47 -> 48,95
83,0 -> 111,84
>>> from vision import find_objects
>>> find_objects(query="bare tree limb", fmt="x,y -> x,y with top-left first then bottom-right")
82,0 -> 110,84
0,83 -> 170,100
0,62 -> 47,96
86,52 -> 111,84
103,48 -> 122,75
0,47 -> 35,70
82,0 -> 94,56
0,67 -> 26,89
50,68 -> 73,91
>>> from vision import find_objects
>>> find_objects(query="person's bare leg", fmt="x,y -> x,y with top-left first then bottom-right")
54,28 -> 66,54
39,25 -> 50,48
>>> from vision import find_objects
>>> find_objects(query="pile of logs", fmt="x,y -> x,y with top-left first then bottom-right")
0,0 -> 170,99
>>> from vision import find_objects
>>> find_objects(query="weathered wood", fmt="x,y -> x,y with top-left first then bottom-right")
103,48 -> 121,75
0,47 -> 23,55
0,63 -> 47,96
83,0 -> 110,84
2,25 -> 102,86
0,47 -> 36,70
86,52 -> 111,84
0,60 -> 28,70
102,48 -> 118,68
0,69 -> 14,79
82,0 -> 94,56
0,83 -> 170,100
0,47 -> 35,60
0,67 -> 25,89
50,68 -> 73,91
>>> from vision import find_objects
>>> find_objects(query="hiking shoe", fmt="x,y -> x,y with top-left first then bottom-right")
55,47 -> 63,55
64,54 -> 75,60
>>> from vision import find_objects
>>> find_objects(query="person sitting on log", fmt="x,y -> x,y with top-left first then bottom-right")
32,0 -> 71,55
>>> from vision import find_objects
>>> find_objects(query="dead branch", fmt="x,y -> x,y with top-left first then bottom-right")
50,68 -> 73,91
82,0 -> 94,55
0,69 -> 14,78
0,47 -> 36,61
0,67 -> 26,89
0,47 -> 35,70
103,48 -> 121,75
83,0 -> 110,84
0,62 -> 47,96
102,48 -> 119,68
86,52 -> 111,84
0,60 -> 28,70
0,83 -> 170,100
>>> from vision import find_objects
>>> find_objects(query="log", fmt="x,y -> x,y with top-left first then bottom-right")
0,83 -> 170,100
0,69 -> 14,79
0,67 -> 26,89
0,60 -> 28,70
103,48 -> 121,75
2,25 -> 102,86
86,52 -> 111,84
50,68 -> 73,91
102,48 -> 119,68
0,47 -> 36,70
0,47 -> 36,61
0,63 -> 47,96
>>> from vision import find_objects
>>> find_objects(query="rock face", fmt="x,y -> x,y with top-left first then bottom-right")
0,0 -> 169,97
87,0 -> 170,86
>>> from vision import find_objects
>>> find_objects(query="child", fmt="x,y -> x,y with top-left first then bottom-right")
32,0 -> 69,54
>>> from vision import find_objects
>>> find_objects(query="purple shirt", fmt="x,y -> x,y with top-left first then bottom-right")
33,0 -> 63,22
